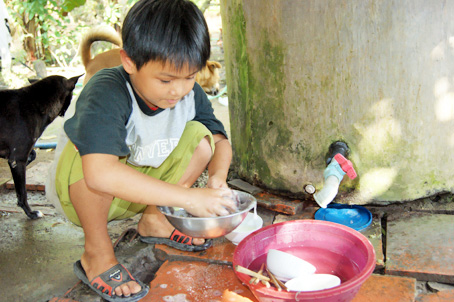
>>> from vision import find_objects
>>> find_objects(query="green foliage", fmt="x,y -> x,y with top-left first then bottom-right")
6,0 -> 131,66
5,0 -> 218,67
61,0 -> 86,13
103,1 -> 122,26
8,0 -> 85,64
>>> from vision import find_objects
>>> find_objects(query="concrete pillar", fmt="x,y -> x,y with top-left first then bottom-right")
221,0 -> 454,204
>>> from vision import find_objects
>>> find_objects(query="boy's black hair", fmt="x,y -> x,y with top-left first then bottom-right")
122,0 -> 211,71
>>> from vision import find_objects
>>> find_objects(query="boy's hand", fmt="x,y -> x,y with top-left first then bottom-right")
184,188 -> 237,217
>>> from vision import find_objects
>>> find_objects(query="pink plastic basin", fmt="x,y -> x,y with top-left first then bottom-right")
233,220 -> 376,302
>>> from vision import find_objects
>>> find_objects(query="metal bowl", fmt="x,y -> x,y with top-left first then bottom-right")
158,190 -> 257,238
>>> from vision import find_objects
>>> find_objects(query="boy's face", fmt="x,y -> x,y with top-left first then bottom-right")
121,50 -> 198,109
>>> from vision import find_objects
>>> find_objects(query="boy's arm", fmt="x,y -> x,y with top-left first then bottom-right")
207,134 -> 232,189
81,153 -> 234,217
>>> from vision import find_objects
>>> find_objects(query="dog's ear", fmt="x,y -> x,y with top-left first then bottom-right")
67,74 -> 84,89
207,61 -> 222,70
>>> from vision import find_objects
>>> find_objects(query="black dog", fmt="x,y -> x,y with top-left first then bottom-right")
0,74 -> 82,219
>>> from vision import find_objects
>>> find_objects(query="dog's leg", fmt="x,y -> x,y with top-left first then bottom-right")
8,160 -> 43,219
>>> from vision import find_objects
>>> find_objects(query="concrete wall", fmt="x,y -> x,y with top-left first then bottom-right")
221,0 -> 454,204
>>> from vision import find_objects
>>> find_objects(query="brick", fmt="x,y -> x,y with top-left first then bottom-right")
386,212 -> 454,283
352,274 -> 416,302
254,192 -> 304,215
142,260 -> 257,301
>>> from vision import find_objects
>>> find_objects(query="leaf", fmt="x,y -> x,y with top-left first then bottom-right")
61,0 -> 86,13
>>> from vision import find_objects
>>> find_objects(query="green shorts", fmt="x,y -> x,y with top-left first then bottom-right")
55,121 -> 214,226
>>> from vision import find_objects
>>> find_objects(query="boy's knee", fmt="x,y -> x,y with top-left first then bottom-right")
195,136 -> 213,161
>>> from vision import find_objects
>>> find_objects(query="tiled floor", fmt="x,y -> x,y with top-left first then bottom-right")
144,260 -> 255,301
2,163 -> 454,301
2,177 -> 454,301
352,274 -> 416,302
386,212 -> 454,284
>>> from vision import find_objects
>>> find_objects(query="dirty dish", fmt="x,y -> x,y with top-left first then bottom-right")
224,212 -> 263,245
314,203 -> 372,231
285,274 -> 341,292
158,190 -> 256,238
266,249 -> 316,281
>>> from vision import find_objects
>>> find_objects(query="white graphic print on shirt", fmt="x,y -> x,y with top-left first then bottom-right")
124,82 -> 196,167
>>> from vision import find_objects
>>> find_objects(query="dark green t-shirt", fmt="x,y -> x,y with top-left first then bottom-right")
64,66 -> 227,160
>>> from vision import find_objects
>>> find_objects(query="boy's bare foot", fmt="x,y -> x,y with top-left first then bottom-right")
80,252 -> 142,297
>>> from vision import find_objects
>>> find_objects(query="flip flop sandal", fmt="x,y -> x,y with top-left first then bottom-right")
140,229 -> 213,252
73,260 -> 149,302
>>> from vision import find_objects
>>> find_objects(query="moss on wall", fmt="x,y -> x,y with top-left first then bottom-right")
247,37 -> 289,188
220,0 -> 251,176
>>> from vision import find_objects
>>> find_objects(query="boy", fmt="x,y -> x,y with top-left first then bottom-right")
54,0 -> 235,300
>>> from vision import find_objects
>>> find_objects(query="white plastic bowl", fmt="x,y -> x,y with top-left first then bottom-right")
224,212 -> 263,245
266,249 -> 316,281
285,274 -> 341,292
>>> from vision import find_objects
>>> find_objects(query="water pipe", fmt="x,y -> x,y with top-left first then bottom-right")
326,141 -> 349,165
313,143 -> 357,208
34,142 -> 57,149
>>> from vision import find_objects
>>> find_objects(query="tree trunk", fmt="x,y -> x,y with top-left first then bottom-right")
23,16 -> 37,61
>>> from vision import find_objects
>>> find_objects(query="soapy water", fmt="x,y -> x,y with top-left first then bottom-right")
162,294 -> 189,302
221,189 -> 260,217
169,189 -> 255,218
